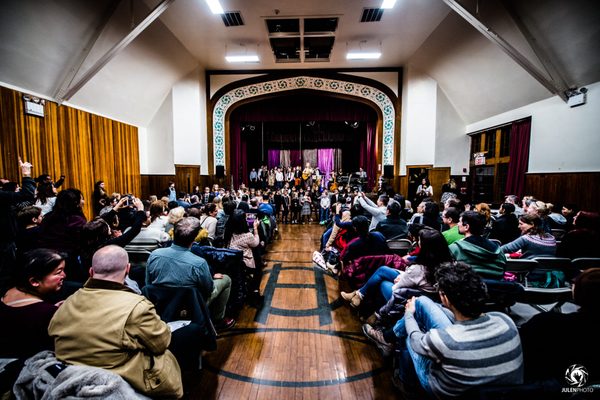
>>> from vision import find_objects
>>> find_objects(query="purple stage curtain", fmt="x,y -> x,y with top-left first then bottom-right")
359,122 -> 377,190
318,148 -> 335,186
289,150 -> 302,168
505,118 -> 531,198
267,149 -> 280,169
230,122 -> 247,188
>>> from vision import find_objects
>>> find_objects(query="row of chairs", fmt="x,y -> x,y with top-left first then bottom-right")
505,257 -> 600,312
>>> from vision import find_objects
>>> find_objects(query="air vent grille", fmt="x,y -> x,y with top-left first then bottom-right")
222,11 -> 244,27
360,8 -> 384,22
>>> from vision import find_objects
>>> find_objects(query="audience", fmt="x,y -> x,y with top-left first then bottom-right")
441,207 -> 463,245
146,217 -> 235,331
357,192 -> 388,231
375,201 -> 408,240
489,203 -> 520,244
390,262 -> 523,397
500,214 -> 556,259
0,249 -> 66,358
341,229 -> 451,308
449,211 -> 506,279
340,215 -> 390,264
49,246 -> 185,398
557,211 -> 600,259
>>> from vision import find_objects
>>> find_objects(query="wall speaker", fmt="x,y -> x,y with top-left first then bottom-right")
216,165 -> 225,178
383,165 -> 394,178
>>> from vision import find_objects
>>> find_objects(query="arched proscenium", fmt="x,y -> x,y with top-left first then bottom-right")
212,76 -> 395,170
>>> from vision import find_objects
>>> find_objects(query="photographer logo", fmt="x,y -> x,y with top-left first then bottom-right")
562,364 -> 594,394
565,365 -> 588,387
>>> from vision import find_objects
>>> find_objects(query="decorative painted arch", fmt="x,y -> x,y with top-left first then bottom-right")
212,76 -> 396,170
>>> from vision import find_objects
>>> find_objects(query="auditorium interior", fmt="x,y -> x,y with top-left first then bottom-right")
1,0 -> 599,399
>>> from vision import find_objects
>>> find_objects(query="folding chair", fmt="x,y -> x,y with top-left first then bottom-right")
386,238 -> 413,256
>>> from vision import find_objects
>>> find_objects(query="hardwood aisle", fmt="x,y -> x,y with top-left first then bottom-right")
192,223 -> 401,399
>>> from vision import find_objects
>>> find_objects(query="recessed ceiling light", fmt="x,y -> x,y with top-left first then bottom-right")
206,0 -> 224,14
381,0 -> 397,9
346,52 -> 381,60
226,55 -> 260,63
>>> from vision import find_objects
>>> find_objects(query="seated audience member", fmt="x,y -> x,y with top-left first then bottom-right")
527,200 -> 552,233
214,200 -> 236,247
520,268 -> 600,383
340,216 -> 390,265
475,202 -> 494,237
505,194 -> 524,216
489,203 -> 520,244
390,262 -> 523,397
147,200 -> 169,231
199,203 -> 219,242
0,249 -> 66,358
441,207 -> 463,245
557,211 -> 600,259
357,192 -> 388,231
421,202 -> 442,231
449,211 -> 506,279
164,206 -> 185,236
375,202 -> 408,240
323,204 -> 355,253
546,203 -> 568,229
341,229 -> 451,308
15,206 -> 43,255
49,246 -> 185,398
500,214 -> 556,259
560,204 -> 578,231
225,210 -> 262,305
146,217 -> 235,330
33,182 -> 57,216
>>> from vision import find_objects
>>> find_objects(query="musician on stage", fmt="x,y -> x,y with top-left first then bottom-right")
294,166 -> 302,189
302,162 -> 314,189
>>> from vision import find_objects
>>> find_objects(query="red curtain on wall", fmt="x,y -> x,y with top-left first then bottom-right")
505,118 -> 531,198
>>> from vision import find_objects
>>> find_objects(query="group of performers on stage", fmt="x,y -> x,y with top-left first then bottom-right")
248,163 -> 368,193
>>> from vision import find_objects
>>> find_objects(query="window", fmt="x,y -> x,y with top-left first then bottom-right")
469,126 -> 511,204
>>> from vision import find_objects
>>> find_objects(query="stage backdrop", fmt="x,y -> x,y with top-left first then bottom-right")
230,93 -> 378,189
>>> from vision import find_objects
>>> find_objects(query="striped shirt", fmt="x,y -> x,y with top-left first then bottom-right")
500,234 -> 556,259
405,311 -> 523,397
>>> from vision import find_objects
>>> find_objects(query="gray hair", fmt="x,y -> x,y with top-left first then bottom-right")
174,217 -> 201,247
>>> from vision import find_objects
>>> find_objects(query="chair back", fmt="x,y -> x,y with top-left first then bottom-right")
571,257 -> 600,271
504,259 -> 538,285
489,238 -> 502,247
386,239 -> 413,255
550,229 -> 566,241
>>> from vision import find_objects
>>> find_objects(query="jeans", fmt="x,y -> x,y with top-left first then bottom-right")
208,275 -> 231,321
358,266 -> 400,301
393,296 -> 454,395
320,207 -> 330,222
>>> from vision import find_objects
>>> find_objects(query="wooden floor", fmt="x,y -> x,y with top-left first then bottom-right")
191,223 -> 401,399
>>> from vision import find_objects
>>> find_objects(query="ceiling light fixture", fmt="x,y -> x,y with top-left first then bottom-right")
206,0 -> 224,14
226,55 -> 260,63
380,0 -> 397,9
346,52 -> 381,60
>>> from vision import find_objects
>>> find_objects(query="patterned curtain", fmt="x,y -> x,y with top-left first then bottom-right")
302,149 -> 318,168
334,148 -> 343,171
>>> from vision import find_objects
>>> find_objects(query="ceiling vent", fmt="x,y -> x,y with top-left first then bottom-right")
222,11 -> 244,27
360,8 -> 384,22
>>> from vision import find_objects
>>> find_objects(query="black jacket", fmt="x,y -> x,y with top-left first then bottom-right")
375,216 -> 408,240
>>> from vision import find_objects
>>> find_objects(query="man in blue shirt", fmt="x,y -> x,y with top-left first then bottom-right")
146,217 -> 235,330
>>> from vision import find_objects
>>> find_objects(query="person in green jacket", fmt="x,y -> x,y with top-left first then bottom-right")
441,207 -> 463,245
449,211 -> 506,279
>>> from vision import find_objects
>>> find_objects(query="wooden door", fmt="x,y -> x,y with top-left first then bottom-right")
175,165 -> 200,195
427,167 -> 451,203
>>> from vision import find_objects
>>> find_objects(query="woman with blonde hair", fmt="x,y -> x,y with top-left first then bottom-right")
164,206 -> 185,237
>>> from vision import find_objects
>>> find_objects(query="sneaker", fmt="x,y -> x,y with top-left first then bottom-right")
215,318 -> 236,332
362,324 -> 393,355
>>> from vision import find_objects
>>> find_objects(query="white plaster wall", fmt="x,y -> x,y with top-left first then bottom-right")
172,67 -> 203,167
435,86 -> 469,175
145,91 -> 175,174
400,66 -> 437,174
341,72 -> 399,97
210,74 -> 267,98
467,81 -> 600,173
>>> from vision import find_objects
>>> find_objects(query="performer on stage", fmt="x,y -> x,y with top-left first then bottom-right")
302,162 -> 314,189
357,167 -> 367,191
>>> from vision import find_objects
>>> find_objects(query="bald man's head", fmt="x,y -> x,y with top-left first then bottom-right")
91,245 -> 130,282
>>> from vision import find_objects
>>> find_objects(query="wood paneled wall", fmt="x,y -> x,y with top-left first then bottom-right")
140,174 -> 218,200
0,86 -> 140,218
525,172 -> 600,213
